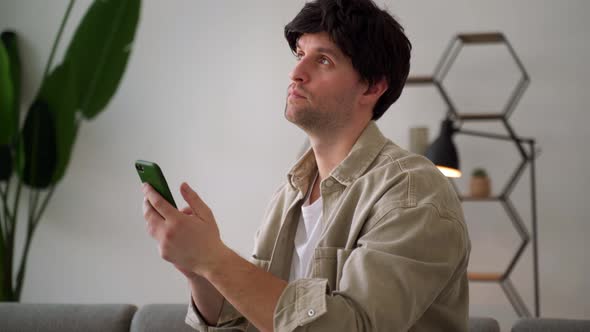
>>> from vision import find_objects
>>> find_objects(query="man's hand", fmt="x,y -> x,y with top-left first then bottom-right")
172,207 -> 201,280
142,182 -> 228,277
142,181 -> 287,331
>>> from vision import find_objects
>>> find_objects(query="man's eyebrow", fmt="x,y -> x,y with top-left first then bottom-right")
295,42 -> 343,60
315,47 -> 342,59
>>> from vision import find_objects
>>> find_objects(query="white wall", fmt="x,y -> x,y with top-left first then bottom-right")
1,0 -> 588,330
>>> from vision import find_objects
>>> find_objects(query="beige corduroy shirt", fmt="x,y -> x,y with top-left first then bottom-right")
186,121 -> 470,332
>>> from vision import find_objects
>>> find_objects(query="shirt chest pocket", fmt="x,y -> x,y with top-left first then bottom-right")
311,247 -> 353,291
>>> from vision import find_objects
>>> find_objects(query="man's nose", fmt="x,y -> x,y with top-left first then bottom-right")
289,58 -> 309,83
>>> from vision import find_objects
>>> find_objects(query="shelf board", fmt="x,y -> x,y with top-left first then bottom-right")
406,76 -> 435,84
468,272 -> 504,282
458,32 -> 505,44
458,113 -> 504,121
460,195 -> 502,202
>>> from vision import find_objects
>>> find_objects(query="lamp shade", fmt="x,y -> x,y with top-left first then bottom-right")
425,119 -> 462,178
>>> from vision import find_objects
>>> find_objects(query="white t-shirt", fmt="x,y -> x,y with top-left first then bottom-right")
288,176 -> 324,282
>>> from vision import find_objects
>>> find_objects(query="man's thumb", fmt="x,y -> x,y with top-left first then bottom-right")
180,182 -> 204,211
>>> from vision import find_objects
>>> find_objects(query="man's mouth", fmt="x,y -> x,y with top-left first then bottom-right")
288,86 -> 307,99
290,92 -> 305,99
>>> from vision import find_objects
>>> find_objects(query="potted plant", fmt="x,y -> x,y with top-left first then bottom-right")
0,0 -> 141,301
470,167 -> 491,198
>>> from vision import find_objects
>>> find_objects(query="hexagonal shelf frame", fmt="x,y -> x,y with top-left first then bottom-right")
408,32 -> 530,120
406,32 -> 539,317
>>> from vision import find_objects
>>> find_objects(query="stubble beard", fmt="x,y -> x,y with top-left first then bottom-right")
284,97 -> 351,134
285,103 -> 323,132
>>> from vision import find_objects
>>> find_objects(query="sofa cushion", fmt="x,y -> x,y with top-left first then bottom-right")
131,303 -> 195,332
469,316 -> 500,332
512,318 -> 590,332
0,303 -> 137,332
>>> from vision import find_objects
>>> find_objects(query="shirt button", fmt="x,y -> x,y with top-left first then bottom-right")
307,309 -> 315,317
325,180 -> 333,187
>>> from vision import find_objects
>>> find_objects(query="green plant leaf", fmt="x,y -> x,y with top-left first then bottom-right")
38,62 -> 78,184
472,167 -> 488,178
18,100 -> 57,189
1,31 -> 21,134
0,144 -> 12,181
63,0 -> 141,119
0,31 -> 20,181
0,41 -> 15,145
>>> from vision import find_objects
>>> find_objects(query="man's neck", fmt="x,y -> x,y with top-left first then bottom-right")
308,120 -> 371,185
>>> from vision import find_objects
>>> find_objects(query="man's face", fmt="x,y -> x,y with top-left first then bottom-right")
284,32 -> 366,132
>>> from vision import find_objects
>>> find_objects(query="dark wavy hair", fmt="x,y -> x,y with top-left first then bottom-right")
285,0 -> 412,120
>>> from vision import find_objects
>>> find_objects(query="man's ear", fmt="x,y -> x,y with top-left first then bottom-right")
361,77 -> 388,105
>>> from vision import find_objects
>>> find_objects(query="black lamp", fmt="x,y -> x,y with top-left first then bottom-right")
425,118 -> 462,178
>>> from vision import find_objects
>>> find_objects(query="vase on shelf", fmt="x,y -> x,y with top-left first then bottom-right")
469,168 -> 491,198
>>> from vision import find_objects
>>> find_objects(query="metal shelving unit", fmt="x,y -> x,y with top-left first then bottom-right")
406,32 -> 539,317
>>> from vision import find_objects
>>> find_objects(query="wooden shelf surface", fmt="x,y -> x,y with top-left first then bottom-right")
406,76 -> 435,84
458,113 -> 505,120
468,272 -> 504,282
458,32 -> 505,44
460,195 -> 502,202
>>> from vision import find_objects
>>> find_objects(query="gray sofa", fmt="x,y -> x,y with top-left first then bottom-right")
0,303 -> 500,331
512,318 -> 590,332
0,303 -> 138,332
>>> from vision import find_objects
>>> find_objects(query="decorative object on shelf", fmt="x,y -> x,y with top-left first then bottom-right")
405,32 -> 540,318
408,126 -> 429,156
0,0 -> 141,301
425,118 -> 461,178
470,168 -> 491,198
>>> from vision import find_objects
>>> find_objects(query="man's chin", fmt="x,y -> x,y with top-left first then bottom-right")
285,104 -> 325,129
285,114 -> 316,134
284,104 -> 302,123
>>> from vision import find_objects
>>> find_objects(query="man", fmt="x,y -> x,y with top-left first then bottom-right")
142,0 -> 470,331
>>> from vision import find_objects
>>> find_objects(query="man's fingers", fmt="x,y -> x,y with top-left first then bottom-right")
180,182 -> 209,217
143,197 -> 165,238
142,197 -> 149,215
143,183 -> 177,219
180,206 -> 194,215
143,197 -> 164,220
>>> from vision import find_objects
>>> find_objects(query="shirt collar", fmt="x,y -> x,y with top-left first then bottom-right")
287,145 -> 317,195
287,121 -> 388,193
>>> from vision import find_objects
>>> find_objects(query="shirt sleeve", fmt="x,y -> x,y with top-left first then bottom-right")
272,203 -> 470,331
185,295 -> 249,331
185,206 -> 278,332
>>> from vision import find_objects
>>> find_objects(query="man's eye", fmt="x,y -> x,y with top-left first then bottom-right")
319,57 -> 331,65
295,53 -> 304,60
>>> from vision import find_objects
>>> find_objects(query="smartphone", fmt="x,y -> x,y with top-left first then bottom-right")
135,160 -> 177,208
